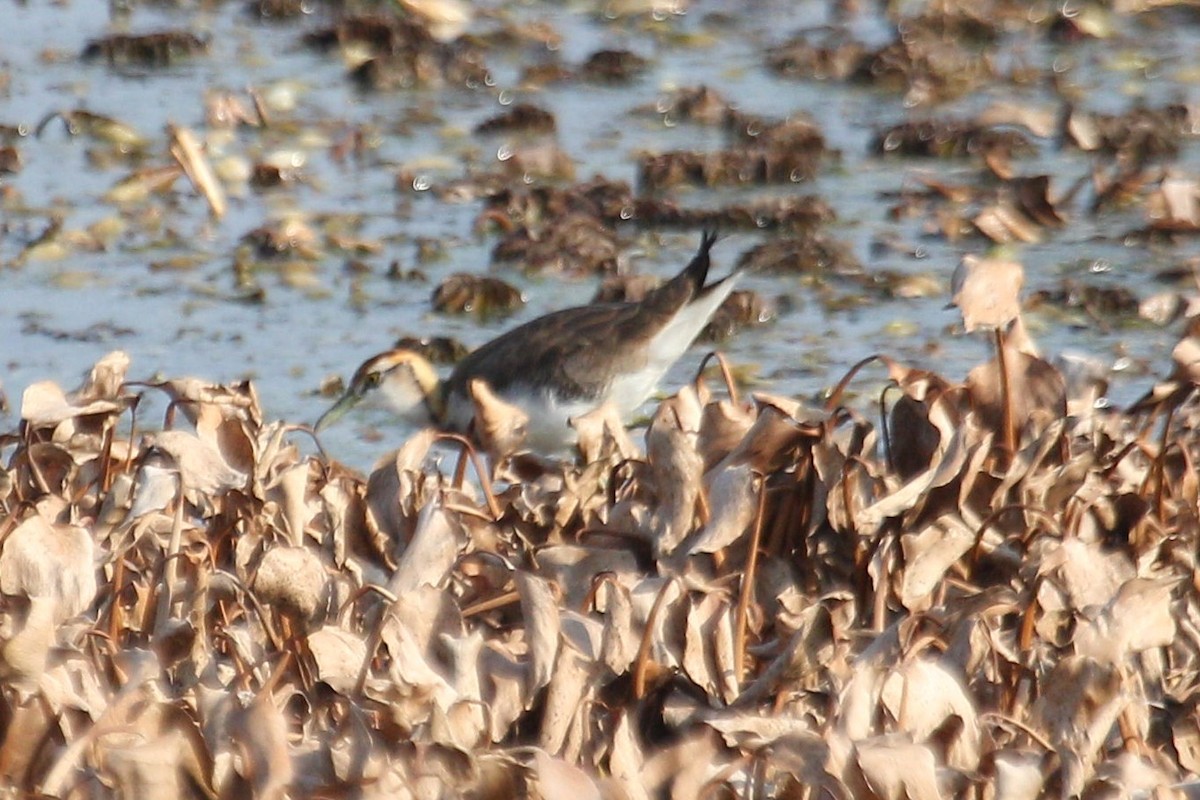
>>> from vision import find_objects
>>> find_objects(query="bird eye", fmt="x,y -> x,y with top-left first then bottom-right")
365,372 -> 381,388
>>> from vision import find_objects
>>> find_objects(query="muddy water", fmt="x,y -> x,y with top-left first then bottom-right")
1,1 -> 1193,469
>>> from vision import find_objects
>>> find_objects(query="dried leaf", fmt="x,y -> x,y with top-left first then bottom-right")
950,255 -> 1024,332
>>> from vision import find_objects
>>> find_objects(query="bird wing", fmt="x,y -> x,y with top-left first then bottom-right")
445,301 -> 650,403
444,230 -> 725,404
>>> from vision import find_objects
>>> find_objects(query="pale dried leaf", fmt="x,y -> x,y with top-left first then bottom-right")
879,657 -> 981,771
517,571 -> 561,703
950,255 -> 1025,332
684,464 -> 756,555
993,751 -> 1044,800
1074,578 -> 1177,663
854,736 -> 943,800
0,513 -> 96,620
308,624 -> 369,695
20,380 -> 119,426
149,429 -> 246,494
390,501 -> 462,594
532,750 -> 602,800
79,350 -> 130,400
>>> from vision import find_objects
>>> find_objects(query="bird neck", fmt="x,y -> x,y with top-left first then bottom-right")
425,382 -> 448,427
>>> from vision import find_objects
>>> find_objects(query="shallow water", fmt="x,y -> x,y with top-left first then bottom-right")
2,0 -> 1195,469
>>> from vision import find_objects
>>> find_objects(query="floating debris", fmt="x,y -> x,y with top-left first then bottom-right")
431,272 -> 524,318
81,30 -> 209,66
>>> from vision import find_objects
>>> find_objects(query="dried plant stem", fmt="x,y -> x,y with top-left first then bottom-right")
337,584 -> 399,625
982,711 -> 1055,753
1143,405 -> 1178,523
438,433 -> 503,520
462,590 -> 520,618
734,476 -> 767,685
694,351 -> 741,406
633,577 -> 678,700
107,556 -> 127,643
824,353 -> 885,411
582,572 -> 617,613
153,496 -> 186,638
995,327 -> 1016,463
99,419 -> 116,493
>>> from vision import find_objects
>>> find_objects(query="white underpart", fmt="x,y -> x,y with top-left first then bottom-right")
444,385 -> 592,451
607,272 -> 742,417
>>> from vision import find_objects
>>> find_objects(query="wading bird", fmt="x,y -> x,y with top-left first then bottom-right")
316,231 -> 739,452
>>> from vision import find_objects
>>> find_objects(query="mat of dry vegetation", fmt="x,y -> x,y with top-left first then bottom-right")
3,262 -> 1200,799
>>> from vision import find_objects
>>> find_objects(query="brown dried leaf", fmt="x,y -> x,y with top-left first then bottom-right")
645,410 -> 703,558
683,464 -> 756,555
389,501 -> 462,594
1074,578 -> 1177,664
879,657 -> 981,772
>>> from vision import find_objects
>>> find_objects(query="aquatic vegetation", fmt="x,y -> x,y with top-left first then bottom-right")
3,292 -> 1200,796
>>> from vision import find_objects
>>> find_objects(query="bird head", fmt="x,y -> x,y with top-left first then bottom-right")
315,349 -> 444,433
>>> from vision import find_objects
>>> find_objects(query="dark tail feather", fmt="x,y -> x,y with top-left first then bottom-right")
640,230 -> 722,315
682,229 -> 720,291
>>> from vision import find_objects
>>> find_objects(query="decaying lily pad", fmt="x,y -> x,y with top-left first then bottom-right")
491,213 -> 618,275
6,314 -> 1200,797
577,49 -> 650,83
474,103 -> 557,135
82,31 -> 209,65
431,272 -> 524,318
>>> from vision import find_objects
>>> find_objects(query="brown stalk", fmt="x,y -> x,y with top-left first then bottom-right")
437,432 -> 503,520
981,711 -> 1055,753
353,617 -> 387,697
968,503 -> 1062,567
878,383 -> 896,473
249,87 -> 270,127
994,326 -> 1016,466
1118,703 -> 1149,757
695,350 -> 741,406
289,422 -> 331,463
124,392 -> 141,475
152,496 -> 186,639
336,583 -> 399,626
216,569 -> 285,653
1018,588 -> 1039,654
871,533 -> 893,633
824,353 -> 886,411
733,475 -> 767,685
99,417 -> 116,493
581,572 -> 618,613
107,555 -> 127,643
461,589 -> 520,618
632,577 -> 679,700
839,457 -> 866,535
1141,406 -> 1179,523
